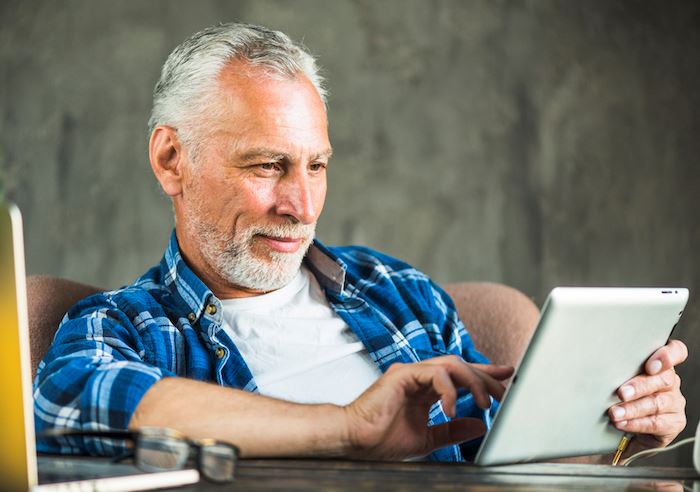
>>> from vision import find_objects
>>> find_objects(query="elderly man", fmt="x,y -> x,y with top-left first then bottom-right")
34,23 -> 687,463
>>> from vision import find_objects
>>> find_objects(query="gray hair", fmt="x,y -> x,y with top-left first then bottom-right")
148,22 -> 327,159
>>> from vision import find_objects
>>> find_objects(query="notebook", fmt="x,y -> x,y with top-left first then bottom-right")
0,203 -> 199,491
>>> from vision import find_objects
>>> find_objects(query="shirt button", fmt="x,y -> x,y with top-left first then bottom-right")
187,313 -> 196,323
206,304 -> 217,315
214,347 -> 225,359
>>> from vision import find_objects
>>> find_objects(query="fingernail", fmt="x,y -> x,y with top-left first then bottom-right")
620,385 -> 635,400
618,420 -> 627,429
612,406 -> 625,419
648,359 -> 662,375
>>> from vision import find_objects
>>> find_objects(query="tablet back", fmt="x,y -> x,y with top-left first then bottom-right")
475,287 -> 688,466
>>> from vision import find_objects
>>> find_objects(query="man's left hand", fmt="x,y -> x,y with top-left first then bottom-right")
608,339 -> 688,453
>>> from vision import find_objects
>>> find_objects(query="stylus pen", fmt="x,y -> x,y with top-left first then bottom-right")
612,433 -> 633,466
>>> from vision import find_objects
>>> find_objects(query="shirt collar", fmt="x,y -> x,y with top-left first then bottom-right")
160,230 -> 213,322
305,239 -> 347,296
159,231 -> 348,320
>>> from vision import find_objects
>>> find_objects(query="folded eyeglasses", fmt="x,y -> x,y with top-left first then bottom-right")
40,427 -> 239,483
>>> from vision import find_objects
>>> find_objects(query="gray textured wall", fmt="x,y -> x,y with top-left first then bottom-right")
1,0 -> 698,466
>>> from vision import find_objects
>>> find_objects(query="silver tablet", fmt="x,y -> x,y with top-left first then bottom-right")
475,287 -> 688,466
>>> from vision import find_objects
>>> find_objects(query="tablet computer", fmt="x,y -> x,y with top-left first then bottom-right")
474,287 -> 688,466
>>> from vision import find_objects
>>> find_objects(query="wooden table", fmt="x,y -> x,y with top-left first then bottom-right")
179,459 -> 700,491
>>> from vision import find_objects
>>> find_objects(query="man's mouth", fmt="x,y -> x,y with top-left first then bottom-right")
255,234 -> 305,253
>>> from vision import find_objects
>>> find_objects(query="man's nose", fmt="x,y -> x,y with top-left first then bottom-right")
275,170 -> 320,225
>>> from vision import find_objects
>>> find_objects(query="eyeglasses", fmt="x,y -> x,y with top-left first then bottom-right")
40,427 -> 239,483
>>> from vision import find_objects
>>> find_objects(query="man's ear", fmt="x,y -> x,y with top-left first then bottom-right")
149,126 -> 186,197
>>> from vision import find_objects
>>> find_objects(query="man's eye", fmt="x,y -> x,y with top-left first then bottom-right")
310,162 -> 327,172
259,162 -> 280,171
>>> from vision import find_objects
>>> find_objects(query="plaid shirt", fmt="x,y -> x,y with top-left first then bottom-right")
34,231 -> 496,462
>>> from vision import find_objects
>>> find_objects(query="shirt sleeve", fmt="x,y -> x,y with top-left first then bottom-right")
425,280 -> 500,461
33,293 -> 174,456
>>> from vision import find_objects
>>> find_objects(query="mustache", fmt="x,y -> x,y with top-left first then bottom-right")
245,222 -> 316,241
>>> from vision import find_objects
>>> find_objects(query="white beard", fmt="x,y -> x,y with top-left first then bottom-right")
184,208 -> 316,292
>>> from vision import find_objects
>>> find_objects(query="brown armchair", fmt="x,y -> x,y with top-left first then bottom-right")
26,276 -> 539,379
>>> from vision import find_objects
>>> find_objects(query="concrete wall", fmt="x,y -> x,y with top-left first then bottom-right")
1,0 -> 698,465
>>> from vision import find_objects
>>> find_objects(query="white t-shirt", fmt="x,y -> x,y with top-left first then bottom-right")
219,265 -> 383,405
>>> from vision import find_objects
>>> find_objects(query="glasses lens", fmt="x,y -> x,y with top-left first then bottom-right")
135,437 -> 189,472
200,444 -> 236,482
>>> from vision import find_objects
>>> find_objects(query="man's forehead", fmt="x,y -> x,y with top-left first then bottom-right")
217,139 -> 333,162
238,146 -> 333,160
195,60 -> 331,161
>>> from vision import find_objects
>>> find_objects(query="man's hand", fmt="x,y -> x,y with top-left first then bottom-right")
608,339 -> 688,454
131,357 -> 512,460
342,355 -> 514,460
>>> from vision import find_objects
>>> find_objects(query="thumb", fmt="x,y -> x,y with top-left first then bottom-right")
428,417 -> 486,451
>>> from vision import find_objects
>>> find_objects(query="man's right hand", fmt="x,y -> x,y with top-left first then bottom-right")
130,356 -> 512,460
342,355 -> 514,460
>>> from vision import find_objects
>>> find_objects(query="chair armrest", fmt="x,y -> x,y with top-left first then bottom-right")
442,282 -> 539,368
27,275 -> 101,379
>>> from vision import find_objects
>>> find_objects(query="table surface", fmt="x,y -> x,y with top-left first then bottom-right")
40,456 -> 700,492
189,459 -> 699,491
39,456 -> 700,491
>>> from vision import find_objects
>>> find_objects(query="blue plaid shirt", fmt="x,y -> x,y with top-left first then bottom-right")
34,231 -> 496,461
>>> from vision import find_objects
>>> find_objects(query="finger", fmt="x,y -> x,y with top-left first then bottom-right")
618,369 -> 678,402
476,371 -> 508,403
443,359 -> 505,406
452,366 -> 507,406
423,357 -> 509,404
645,340 -> 688,375
613,411 -> 686,438
454,369 -> 493,409
403,363 -> 464,416
468,363 -> 515,380
428,366 -> 458,418
609,391 -> 685,422
419,356 -> 493,408
421,357 -> 513,379
427,417 -> 486,452
420,355 -> 508,409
